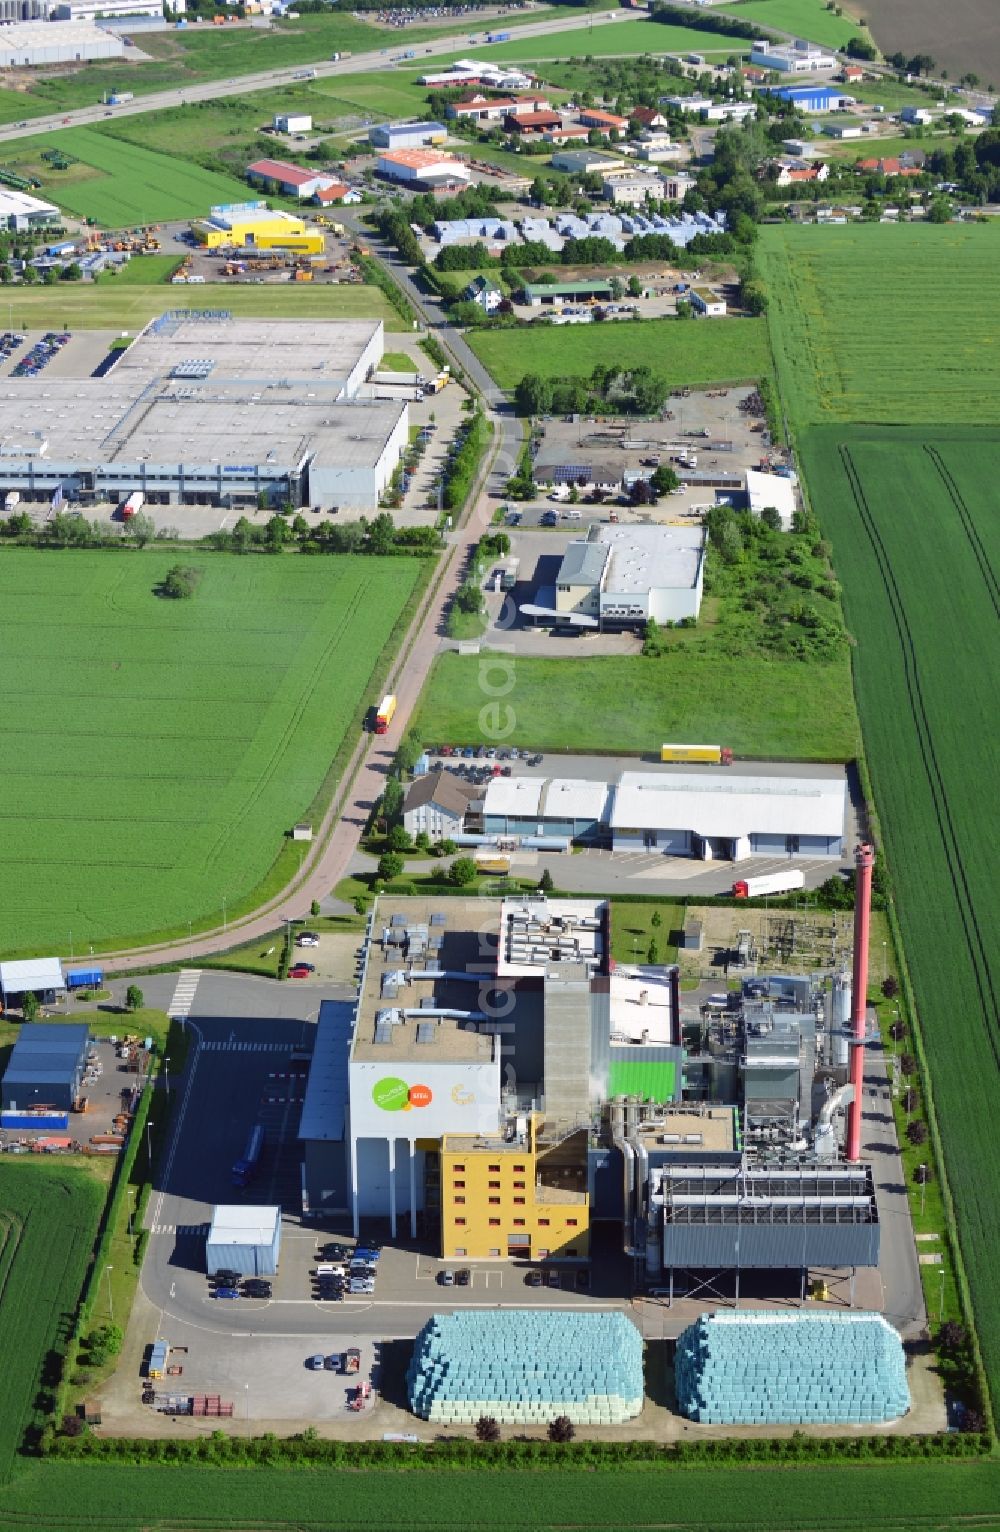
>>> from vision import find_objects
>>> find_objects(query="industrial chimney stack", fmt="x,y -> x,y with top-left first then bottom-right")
846,843 -> 875,1162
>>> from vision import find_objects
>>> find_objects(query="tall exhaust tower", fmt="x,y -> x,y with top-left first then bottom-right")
846,842 -> 875,1162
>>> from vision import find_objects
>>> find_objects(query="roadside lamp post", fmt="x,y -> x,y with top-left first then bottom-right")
146,1120 -> 155,1174
105,1264 -> 113,1322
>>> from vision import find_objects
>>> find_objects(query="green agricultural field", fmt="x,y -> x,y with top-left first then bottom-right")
0,550 -> 419,953
469,318 -> 772,393
757,222 -> 1000,426
797,423 -> 1000,1405
2,1457 -> 1000,1528
715,0 -> 867,48
0,1161 -> 103,1478
0,282 -> 400,331
415,650 -> 857,761
94,254 -> 182,285
486,17 -> 745,59
3,126 -> 248,225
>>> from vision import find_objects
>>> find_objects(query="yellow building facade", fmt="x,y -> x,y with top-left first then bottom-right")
191,210 -> 321,252
439,1113 -> 589,1262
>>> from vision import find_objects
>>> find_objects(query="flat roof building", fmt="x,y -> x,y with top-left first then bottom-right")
370,120 -> 448,149
0,19 -> 123,66
0,187 -> 60,232
746,467 -> 797,530
191,203 -> 315,249
546,524 -> 706,629
0,956 -> 65,1005
750,38 -> 838,73
205,1205 -> 282,1277
610,768 -> 847,861
0,315 -> 407,512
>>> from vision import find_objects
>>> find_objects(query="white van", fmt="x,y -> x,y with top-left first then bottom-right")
561,507 -> 582,521
314,1263 -> 347,1278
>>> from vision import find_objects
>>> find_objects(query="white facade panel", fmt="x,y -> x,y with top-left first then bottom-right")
349,1058 -> 501,1142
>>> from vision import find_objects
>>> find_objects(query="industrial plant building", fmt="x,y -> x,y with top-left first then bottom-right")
297,878 -> 879,1303
0,19 -> 123,65
0,315 -> 409,513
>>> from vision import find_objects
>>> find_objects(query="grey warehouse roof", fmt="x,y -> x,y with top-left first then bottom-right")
557,540 -> 611,586
612,771 -> 846,838
0,957 -> 64,993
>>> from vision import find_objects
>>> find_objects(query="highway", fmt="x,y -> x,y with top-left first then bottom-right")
0,7 -> 627,144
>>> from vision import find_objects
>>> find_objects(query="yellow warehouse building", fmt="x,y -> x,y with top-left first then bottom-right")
191,205 -> 322,253
439,1112 -> 590,1262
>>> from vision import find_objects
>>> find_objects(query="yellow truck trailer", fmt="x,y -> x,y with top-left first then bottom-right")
660,743 -> 733,765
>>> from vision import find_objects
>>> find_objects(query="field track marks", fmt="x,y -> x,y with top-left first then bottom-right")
838,444 -> 1000,1065
923,446 -> 1000,622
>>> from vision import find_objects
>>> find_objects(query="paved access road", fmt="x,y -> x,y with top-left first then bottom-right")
94,216 -> 519,973
0,9 -> 628,145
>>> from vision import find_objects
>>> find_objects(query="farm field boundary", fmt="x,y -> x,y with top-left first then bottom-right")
0,1162 -> 103,1479
757,223 -> 1000,429
797,423 -> 1000,1407
2,1456 -> 1000,1528
0,549 -> 419,954
468,318 -> 772,394
0,282 -> 400,331
714,0 -> 867,48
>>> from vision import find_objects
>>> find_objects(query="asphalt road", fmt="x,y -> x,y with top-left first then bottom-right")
0,9 -> 629,146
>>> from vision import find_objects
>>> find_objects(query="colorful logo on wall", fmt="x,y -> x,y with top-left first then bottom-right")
451,1084 -> 475,1107
372,1076 -> 433,1112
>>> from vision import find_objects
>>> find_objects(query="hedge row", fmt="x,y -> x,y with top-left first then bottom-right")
47,1428 -> 988,1467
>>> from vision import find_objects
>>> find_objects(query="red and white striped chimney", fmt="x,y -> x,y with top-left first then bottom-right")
846,842 -> 875,1162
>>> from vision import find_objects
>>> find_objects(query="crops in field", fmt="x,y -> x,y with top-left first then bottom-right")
485,17 -> 748,59
757,223 -> 1000,427
7,126 -> 247,225
0,282 -> 399,332
797,425 -> 1000,1405
0,1162 -> 102,1479
415,650 -> 857,761
468,318 -> 772,393
2,1457 -> 1000,1527
0,551 -> 418,953
714,0 -> 865,48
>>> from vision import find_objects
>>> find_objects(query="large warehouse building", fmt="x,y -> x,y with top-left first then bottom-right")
0,188 -> 60,233
191,202 -> 321,253
0,19 -> 123,65
1,1022 -> 89,1112
610,769 -> 847,860
0,315 -> 408,513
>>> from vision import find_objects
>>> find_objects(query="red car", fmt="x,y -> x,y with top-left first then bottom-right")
288,964 -> 312,979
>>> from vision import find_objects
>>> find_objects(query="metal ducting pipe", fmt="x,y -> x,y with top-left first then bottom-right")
400,1008 -> 488,1021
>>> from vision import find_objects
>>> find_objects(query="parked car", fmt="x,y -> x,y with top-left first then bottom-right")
455,1268 -> 471,1286
546,1270 -> 561,1287
307,1354 -> 325,1369
293,962 -> 315,973
524,1269 -> 543,1287
212,1269 -> 242,1285
324,1354 -> 342,1370
297,932 -> 319,947
214,1287 -> 240,1300
288,965 -> 312,979
438,1270 -> 455,1286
